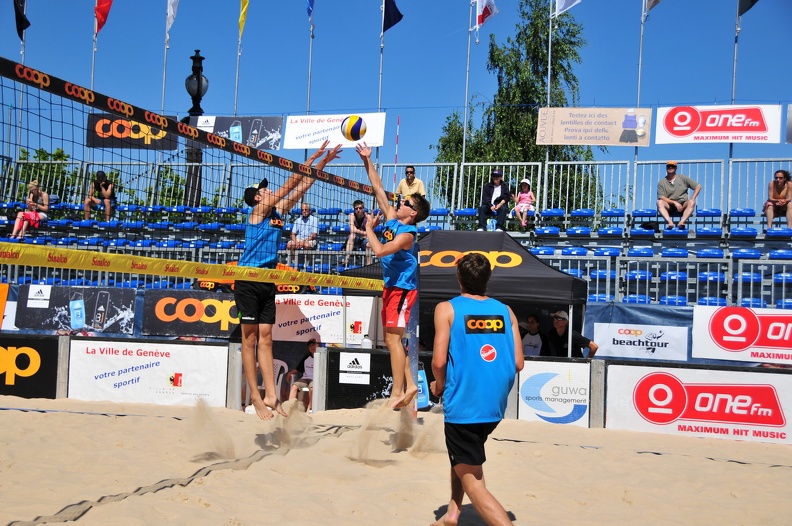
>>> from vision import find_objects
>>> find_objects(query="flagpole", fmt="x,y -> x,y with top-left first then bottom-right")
458,0 -> 475,210
91,1 -> 98,91
305,10 -> 315,162
233,36 -> 242,116
634,0 -> 648,182
377,0 -> 387,165
544,0 -> 554,211
729,0 -> 742,164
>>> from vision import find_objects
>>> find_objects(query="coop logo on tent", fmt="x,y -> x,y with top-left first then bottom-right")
520,372 -> 588,424
419,250 -> 522,268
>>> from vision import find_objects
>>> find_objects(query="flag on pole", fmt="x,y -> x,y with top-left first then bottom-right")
13,0 -> 30,40
307,0 -> 314,24
475,0 -> 498,29
738,0 -> 760,16
383,0 -> 403,33
166,0 -> 179,39
647,0 -> 661,11
239,0 -> 249,39
94,0 -> 113,35
556,0 -> 582,16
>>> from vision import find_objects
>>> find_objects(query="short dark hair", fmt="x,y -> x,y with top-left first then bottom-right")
352,199 -> 364,208
406,193 -> 431,224
456,253 -> 491,295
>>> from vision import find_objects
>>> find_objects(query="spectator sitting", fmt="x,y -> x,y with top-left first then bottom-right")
395,166 -> 426,198
344,199 -> 372,266
10,180 -> 49,239
288,338 -> 318,412
477,169 -> 512,231
83,170 -> 116,222
287,202 -> 318,267
764,169 -> 792,229
543,310 -> 599,359
656,161 -> 700,230
520,313 -> 548,357
513,178 -> 536,228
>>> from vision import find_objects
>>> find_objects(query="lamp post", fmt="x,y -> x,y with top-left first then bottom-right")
184,50 -> 209,207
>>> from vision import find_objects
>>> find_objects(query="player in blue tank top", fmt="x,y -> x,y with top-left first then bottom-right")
356,142 -> 431,409
431,253 -> 523,525
235,141 -> 341,421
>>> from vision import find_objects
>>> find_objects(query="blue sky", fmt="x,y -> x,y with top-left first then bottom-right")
1,0 -> 790,165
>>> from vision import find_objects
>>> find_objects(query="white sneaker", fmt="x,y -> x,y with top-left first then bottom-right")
476,228 -> 484,231
495,228 -> 503,232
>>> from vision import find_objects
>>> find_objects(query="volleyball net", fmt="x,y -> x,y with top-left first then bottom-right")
0,55 -> 385,291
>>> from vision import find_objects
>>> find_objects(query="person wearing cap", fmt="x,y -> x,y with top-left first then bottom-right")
477,169 -> 512,231
356,142 -> 431,409
83,170 -> 116,222
543,310 -> 599,359
395,165 -> 425,198
287,338 -> 318,413
235,140 -> 341,421
10,180 -> 49,239
287,202 -> 318,267
520,313 -> 547,357
656,161 -> 700,230
512,178 -> 536,228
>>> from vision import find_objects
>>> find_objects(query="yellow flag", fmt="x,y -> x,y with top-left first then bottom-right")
239,0 -> 249,39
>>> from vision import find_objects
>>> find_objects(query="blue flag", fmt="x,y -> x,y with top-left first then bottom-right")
383,0 -> 403,33
307,0 -> 314,23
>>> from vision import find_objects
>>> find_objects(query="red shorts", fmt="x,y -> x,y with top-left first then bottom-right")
381,287 -> 417,328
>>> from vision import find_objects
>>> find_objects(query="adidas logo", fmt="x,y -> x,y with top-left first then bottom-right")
346,358 -> 362,370
33,289 -> 46,298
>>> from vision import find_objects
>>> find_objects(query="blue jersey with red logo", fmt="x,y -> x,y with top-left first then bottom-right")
443,295 -> 516,424
380,218 -> 418,290
238,208 -> 283,269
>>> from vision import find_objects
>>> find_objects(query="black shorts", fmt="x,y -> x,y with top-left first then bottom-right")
234,280 -> 276,325
352,235 -> 369,251
444,421 -> 499,467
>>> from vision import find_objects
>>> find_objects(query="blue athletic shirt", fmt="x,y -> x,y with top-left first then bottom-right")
443,296 -> 516,424
237,208 -> 283,269
380,218 -> 418,290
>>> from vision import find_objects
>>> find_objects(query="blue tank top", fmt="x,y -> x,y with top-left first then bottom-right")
237,208 -> 283,269
380,219 -> 418,290
443,296 -> 516,424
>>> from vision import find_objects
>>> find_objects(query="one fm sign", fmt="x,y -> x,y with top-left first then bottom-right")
692,306 -> 792,365
655,104 -> 782,144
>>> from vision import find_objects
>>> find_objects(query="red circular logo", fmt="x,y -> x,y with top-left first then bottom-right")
663,106 -> 701,137
480,344 -> 496,362
633,372 -> 687,425
708,306 -> 760,352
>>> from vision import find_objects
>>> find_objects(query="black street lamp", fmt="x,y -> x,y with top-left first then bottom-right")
184,50 -> 208,207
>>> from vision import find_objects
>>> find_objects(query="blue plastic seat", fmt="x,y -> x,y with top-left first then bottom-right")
729,227 -> 758,238
627,247 -> 654,258
593,247 -> 621,257
540,208 -> 566,218
530,246 -> 555,256
561,268 -> 584,278
660,271 -> 688,282
626,269 -> 653,282
659,295 -> 687,306
733,272 -> 762,284
589,269 -> 617,280
769,249 -> 792,260
767,227 -> 792,238
731,248 -> 761,260
697,248 -> 725,259
777,298 -> 792,310
623,294 -> 651,304
597,227 -> 624,237
695,227 -> 723,238
561,247 -> 587,256
698,297 -> 728,306
588,293 -> 614,302
631,208 -> 657,218
661,247 -> 689,258
566,226 -> 591,236
452,208 -> 477,217
535,226 -> 560,236
740,298 -> 767,308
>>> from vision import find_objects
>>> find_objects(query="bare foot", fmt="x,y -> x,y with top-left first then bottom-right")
391,385 -> 419,409
430,505 -> 460,525
263,393 -> 288,417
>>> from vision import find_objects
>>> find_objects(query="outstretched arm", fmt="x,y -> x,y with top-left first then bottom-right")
356,143 -> 395,221
277,144 -> 342,212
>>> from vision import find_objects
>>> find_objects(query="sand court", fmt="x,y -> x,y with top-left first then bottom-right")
1,395 -> 791,525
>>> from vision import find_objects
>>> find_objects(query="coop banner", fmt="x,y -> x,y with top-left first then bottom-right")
606,365 -> 792,445
282,112 -> 386,150
655,104 -> 782,144
14,285 -> 136,335
68,340 -> 227,406
692,305 -> 792,366
86,113 -> 179,150
142,289 -> 238,338
190,115 -> 283,150
536,107 -> 652,146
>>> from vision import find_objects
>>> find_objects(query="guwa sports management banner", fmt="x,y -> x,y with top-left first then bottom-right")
536,107 -> 652,146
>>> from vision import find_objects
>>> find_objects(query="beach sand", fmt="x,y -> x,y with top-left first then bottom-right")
1,395 -> 791,525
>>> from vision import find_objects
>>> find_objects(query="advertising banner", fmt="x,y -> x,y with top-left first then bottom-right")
282,112 -> 386,150
68,340 -> 228,406
607,365 -> 792,444
593,322 -> 688,361
655,104 -> 782,144
536,107 -> 652,146
692,305 -> 792,365
0,336 -> 59,398
324,349 -> 401,410
274,294 -> 377,345
787,105 -> 792,144
517,361 -> 590,427
86,113 -> 178,150
15,285 -> 136,335
191,115 -> 283,150
142,289 -> 238,338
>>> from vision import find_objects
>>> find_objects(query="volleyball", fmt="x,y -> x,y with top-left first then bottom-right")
340,115 -> 367,142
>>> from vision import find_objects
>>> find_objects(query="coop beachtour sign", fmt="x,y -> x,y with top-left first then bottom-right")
282,112 -> 386,150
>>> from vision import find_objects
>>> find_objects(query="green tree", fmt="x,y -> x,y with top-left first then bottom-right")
432,0 -> 597,210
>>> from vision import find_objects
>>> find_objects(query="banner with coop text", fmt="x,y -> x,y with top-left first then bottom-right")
536,107 -> 652,146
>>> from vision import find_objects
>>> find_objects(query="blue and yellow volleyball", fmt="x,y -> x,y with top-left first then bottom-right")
340,115 -> 367,142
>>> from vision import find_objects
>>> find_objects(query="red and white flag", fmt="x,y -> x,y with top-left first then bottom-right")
475,0 -> 498,30
94,0 -> 113,35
